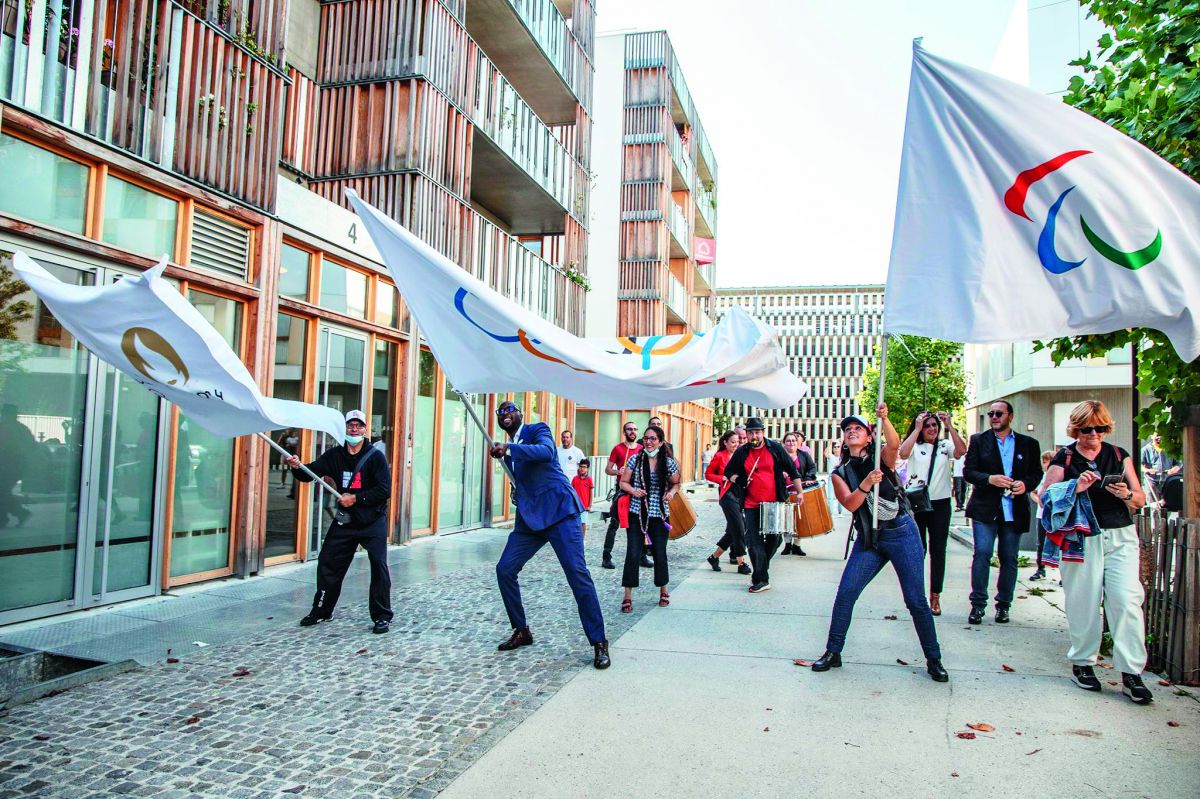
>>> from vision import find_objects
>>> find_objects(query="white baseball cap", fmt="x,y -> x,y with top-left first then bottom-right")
345,409 -> 367,424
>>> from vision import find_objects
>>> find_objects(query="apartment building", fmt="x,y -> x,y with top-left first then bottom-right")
579,29 -> 717,479
0,0 -> 594,624
714,286 -> 884,469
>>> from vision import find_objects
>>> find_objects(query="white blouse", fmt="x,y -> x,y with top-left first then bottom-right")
905,439 -> 956,501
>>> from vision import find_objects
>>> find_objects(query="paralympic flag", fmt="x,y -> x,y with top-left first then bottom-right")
346,192 -> 807,409
884,44 -> 1200,361
10,253 -> 346,441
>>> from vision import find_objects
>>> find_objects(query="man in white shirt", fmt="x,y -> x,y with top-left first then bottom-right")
557,430 -> 586,477
952,455 -> 967,511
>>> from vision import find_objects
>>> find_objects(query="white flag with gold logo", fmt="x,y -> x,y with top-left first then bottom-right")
11,252 -> 345,440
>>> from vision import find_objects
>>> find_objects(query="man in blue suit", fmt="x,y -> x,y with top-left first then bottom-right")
491,400 -> 610,669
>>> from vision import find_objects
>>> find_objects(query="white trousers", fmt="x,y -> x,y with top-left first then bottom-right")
1060,524 -> 1147,674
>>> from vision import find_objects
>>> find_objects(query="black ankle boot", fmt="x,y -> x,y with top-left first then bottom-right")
927,658 -> 949,682
812,651 -> 842,672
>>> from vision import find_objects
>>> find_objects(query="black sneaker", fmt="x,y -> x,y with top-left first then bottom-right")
968,607 -> 984,625
706,555 -> 722,572
748,582 -> 771,594
601,555 -> 615,570
299,613 -> 330,627
995,607 -> 1010,624
1122,672 -> 1153,704
793,546 -> 807,556
1029,569 -> 1045,581
737,563 -> 752,575
1072,665 -> 1102,692
728,555 -> 738,565
372,619 -> 390,635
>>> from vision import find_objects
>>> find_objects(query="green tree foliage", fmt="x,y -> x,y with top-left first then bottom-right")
712,402 -> 732,436
1037,1 -> 1200,457
0,258 -> 33,342
856,336 -> 969,432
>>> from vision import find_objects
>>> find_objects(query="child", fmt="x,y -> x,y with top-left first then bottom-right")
572,459 -> 594,536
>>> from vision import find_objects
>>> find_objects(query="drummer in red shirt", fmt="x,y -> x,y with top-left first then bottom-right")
724,418 -> 805,593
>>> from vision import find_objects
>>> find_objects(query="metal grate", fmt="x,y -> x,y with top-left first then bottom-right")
190,210 -> 250,281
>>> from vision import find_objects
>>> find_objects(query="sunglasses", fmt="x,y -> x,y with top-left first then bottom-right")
987,411 -> 1007,418
1078,425 -> 1111,435
495,405 -> 518,418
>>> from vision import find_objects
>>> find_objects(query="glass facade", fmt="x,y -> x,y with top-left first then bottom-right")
169,290 -> 241,579
319,260 -> 368,319
102,176 -> 179,259
411,350 -> 437,530
265,313 -> 307,560
0,134 -> 88,234
279,243 -> 311,300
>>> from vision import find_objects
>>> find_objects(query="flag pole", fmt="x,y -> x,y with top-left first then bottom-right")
453,388 -> 516,482
257,432 -> 334,495
872,336 -> 889,531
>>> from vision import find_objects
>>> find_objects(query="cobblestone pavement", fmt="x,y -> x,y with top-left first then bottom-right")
0,494 -> 722,799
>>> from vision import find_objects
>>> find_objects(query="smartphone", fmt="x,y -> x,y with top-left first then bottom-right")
1099,473 -> 1124,489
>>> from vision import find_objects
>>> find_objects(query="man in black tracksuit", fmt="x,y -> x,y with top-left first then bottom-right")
724,417 -> 804,593
287,409 -> 394,633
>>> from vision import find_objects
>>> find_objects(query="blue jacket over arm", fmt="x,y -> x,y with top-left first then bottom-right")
505,422 -> 583,532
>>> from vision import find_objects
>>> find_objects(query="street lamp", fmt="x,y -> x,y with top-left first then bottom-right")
917,362 -> 931,409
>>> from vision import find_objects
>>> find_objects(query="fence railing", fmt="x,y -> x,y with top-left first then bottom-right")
1138,512 -> 1200,685
667,200 -> 690,256
665,271 -> 687,322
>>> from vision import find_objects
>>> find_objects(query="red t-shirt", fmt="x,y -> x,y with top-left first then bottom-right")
608,442 -> 642,471
571,475 -> 593,510
744,446 -> 777,508
705,449 -> 732,486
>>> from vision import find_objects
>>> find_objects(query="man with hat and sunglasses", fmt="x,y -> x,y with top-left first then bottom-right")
963,400 -> 1043,625
490,400 -> 610,669
286,410 -> 394,634
724,417 -> 805,593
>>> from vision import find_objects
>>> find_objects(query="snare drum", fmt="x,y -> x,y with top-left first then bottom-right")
758,501 -> 796,536
794,483 -> 834,538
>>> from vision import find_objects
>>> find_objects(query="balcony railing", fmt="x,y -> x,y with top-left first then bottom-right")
470,44 -> 582,222
503,0 -> 591,109
665,272 -> 687,322
667,121 -> 693,190
0,1 -> 286,210
695,259 -> 715,292
667,201 -> 690,257
695,180 -> 717,236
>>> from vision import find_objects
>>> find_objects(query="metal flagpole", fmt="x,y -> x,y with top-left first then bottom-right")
453,388 -> 517,482
257,432 -> 334,495
872,336 -> 889,532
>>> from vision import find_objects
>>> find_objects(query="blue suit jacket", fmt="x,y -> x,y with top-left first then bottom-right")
505,422 -> 583,532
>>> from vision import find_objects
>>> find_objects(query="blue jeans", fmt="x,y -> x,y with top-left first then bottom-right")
970,520 -> 1021,610
825,514 -> 941,660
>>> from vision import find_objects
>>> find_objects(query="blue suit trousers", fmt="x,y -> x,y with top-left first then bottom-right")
496,514 -> 607,645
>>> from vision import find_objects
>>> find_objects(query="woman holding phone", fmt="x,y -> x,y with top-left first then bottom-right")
1041,400 -> 1151,704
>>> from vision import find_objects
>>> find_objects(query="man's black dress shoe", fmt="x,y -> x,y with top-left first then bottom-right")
812,651 -> 842,671
927,658 -> 949,682
601,556 -> 615,569
498,627 -> 534,651
594,641 -> 611,669
968,607 -> 984,625
995,607 -> 1010,624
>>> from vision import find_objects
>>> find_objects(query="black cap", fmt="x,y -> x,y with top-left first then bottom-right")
745,417 -> 766,431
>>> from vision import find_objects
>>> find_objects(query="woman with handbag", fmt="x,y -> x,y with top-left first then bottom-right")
808,405 -> 948,682
619,426 -> 681,612
898,412 -> 966,615
705,430 -> 752,575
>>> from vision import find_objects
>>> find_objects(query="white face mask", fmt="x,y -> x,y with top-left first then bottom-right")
345,435 -> 364,446
644,446 -> 660,458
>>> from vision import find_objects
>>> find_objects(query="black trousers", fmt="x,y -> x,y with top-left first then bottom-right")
914,498 -> 953,593
622,516 -> 669,588
953,476 -> 967,508
602,492 -> 623,558
312,526 -> 393,622
744,507 -> 781,585
716,492 -> 747,558
1036,528 -> 1047,570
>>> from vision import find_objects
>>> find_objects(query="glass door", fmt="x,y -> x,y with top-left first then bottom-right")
308,325 -> 368,557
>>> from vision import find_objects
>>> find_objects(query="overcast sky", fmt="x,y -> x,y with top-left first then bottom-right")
596,0 -> 1032,287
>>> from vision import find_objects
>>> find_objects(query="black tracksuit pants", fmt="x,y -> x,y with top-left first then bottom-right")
744,507 -> 781,585
312,524 -> 393,622
716,492 -> 747,558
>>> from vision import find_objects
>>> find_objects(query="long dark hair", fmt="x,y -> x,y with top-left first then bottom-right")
718,430 -> 738,448
637,425 -> 670,516
906,413 -> 943,443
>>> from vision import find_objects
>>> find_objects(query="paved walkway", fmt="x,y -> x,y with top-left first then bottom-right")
1,491 -> 1197,798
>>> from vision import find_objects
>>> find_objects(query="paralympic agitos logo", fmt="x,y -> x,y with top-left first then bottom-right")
1003,150 -> 1163,274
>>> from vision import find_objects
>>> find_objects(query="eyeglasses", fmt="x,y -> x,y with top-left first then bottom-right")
987,411 -> 1007,418
642,436 -> 660,443
1078,425 -> 1111,435
623,427 -> 637,433
495,405 -> 518,418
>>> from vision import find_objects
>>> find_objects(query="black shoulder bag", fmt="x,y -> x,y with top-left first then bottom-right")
905,442 -> 939,515
334,447 -> 381,526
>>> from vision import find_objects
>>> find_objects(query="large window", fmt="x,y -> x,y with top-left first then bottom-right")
279,243 -> 311,301
319,260 -> 367,319
0,134 -> 88,234
265,313 -> 307,560
102,176 -> 178,259
411,350 -> 436,530
169,290 -> 241,579
375,282 -> 399,328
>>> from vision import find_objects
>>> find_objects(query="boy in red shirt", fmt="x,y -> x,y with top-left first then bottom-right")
572,459 -> 594,536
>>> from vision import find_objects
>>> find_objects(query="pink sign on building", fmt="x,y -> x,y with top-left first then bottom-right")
694,237 -> 716,264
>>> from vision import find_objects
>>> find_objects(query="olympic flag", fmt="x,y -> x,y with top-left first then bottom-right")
11,253 -> 345,441
346,191 -> 807,409
884,44 -> 1200,361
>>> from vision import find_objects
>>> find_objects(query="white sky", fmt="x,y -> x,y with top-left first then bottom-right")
596,0 -> 1028,287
